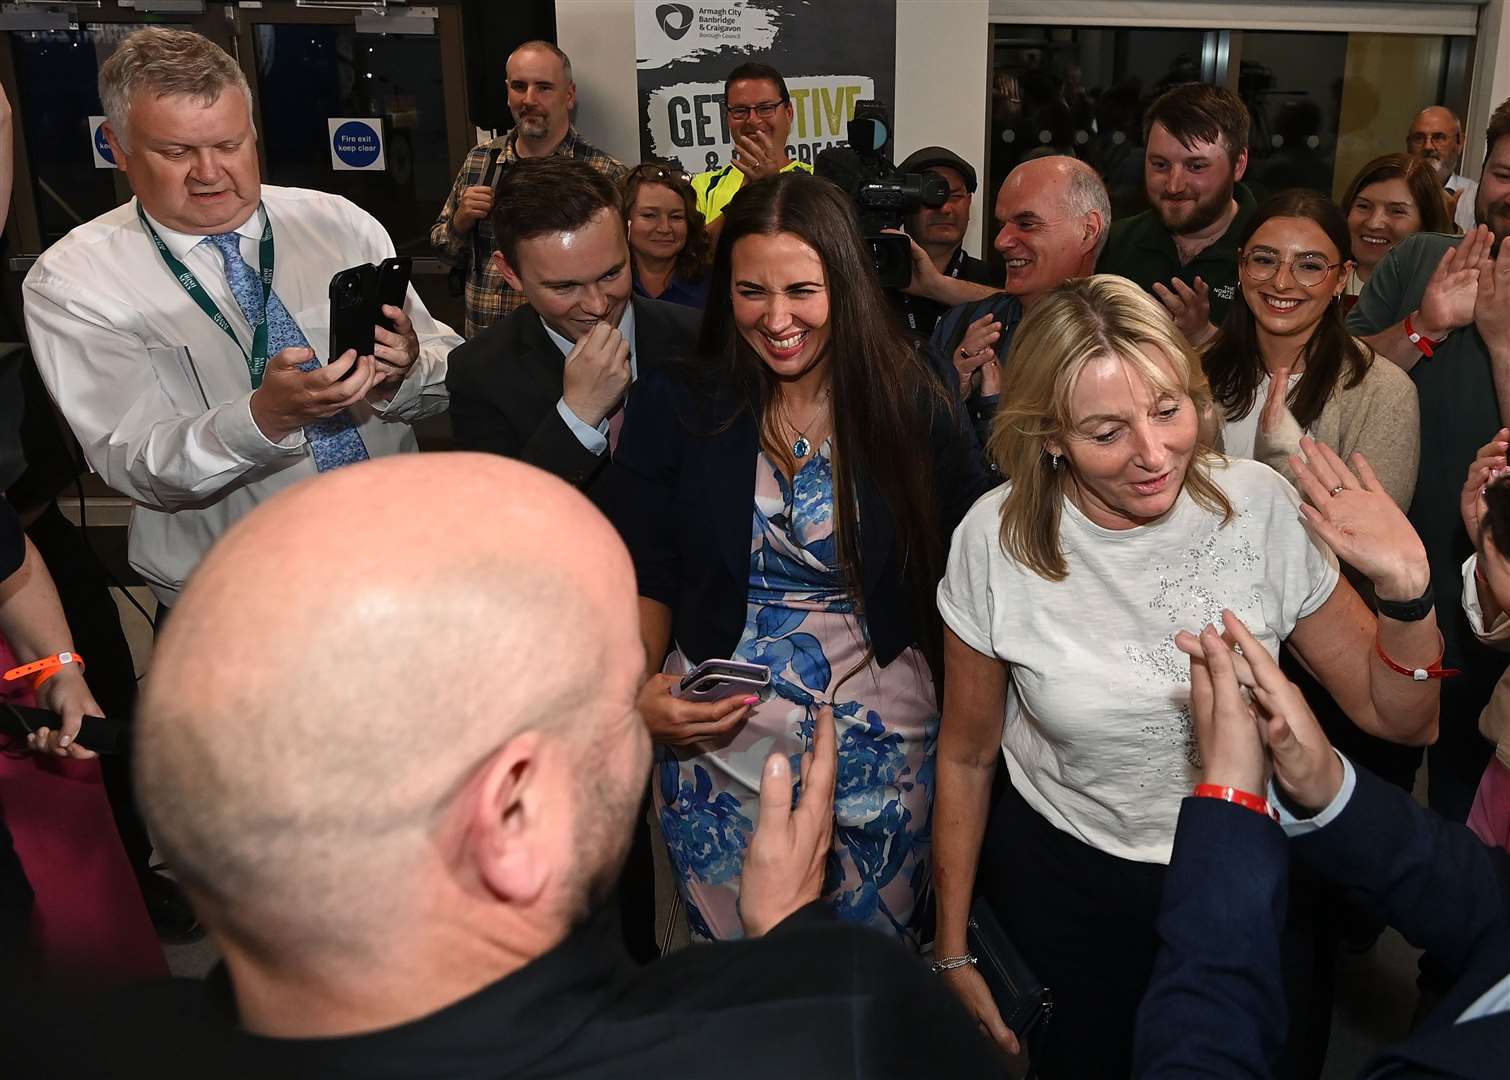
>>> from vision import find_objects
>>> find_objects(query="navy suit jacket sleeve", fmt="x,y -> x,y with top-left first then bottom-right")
608,367 -> 685,609
1292,764 -> 1510,987
1134,798 -> 1290,1079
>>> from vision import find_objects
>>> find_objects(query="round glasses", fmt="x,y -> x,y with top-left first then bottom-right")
1239,249 -> 1342,288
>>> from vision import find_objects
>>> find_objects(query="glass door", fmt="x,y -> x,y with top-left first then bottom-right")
231,2 -> 471,333
0,4 -> 233,262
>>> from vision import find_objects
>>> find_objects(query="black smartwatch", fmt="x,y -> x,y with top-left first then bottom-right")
1375,582 -> 1435,623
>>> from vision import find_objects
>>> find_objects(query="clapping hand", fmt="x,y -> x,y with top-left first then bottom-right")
1288,437 -> 1430,602
1151,276 -> 1214,346
953,313 -> 1002,397
1461,429 -> 1510,543
1417,225 -> 1493,340
1474,225 -> 1510,357
1179,610 -> 1345,814
739,705 -> 837,937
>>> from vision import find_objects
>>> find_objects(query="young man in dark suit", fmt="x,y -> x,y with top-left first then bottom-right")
1137,611 -> 1509,1078
445,157 -> 699,502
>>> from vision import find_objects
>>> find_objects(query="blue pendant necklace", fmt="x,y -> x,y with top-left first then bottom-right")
788,387 -> 831,459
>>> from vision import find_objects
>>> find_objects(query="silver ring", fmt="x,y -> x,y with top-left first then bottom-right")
1328,484 -> 1346,497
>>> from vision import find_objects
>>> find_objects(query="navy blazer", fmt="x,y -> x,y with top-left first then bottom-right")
445,297 -> 699,501
1135,765 -> 1510,1079
608,363 -> 991,672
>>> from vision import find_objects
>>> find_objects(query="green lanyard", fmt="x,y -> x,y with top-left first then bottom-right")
137,202 -> 276,388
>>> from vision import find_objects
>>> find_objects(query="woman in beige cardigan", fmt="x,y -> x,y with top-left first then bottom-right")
1204,188 -> 1423,815
1204,189 -> 1420,509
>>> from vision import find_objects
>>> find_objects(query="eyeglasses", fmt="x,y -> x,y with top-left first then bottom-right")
1407,131 -> 1456,148
725,100 -> 785,121
1239,249 -> 1342,288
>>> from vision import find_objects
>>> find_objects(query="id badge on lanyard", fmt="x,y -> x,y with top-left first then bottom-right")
137,201 -> 277,387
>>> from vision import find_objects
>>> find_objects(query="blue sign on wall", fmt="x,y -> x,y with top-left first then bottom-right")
328,118 -> 386,171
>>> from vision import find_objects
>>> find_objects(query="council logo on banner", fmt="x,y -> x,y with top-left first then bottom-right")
656,4 -> 694,40
635,0 -> 778,70
328,118 -> 386,172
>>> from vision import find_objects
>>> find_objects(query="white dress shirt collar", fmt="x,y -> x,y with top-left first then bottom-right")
139,201 -> 267,261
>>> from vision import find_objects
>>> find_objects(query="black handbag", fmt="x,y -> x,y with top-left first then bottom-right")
966,896 -> 1053,1042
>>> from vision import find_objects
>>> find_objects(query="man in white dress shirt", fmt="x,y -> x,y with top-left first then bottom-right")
1408,105 -> 1479,233
23,27 -> 459,609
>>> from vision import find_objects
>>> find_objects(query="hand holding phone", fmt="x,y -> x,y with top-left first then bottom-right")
673,658 -> 771,702
329,258 -> 412,379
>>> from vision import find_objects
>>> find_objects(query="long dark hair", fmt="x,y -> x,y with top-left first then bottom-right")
1205,189 -> 1373,429
1339,153 -> 1452,239
696,172 -> 952,684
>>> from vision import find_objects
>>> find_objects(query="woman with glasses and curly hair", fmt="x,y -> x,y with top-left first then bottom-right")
621,163 -> 710,309
610,171 -> 987,945
933,275 -> 1441,1077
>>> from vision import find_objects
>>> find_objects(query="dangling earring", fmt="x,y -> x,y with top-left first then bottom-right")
1048,452 -> 1063,471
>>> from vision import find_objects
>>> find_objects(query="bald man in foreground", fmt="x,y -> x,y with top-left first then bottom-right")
11,455 -> 1002,1078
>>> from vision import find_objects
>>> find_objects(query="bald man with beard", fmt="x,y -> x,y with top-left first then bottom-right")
11,455 -> 1002,1079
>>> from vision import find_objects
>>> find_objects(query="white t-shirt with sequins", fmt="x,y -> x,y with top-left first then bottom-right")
937,456 -> 1339,864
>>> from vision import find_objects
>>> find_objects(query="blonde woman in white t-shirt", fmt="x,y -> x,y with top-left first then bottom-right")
931,275 -> 1442,1078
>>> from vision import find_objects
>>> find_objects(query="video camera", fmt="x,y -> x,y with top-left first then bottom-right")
815,100 -> 949,289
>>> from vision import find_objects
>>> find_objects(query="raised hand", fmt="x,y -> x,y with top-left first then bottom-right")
1461,428 -> 1510,543
1151,276 -> 1214,345
1215,610 -> 1345,813
1288,437 -> 1430,601
1417,225 -> 1493,340
1186,623 -> 1267,795
739,705 -> 837,937
1473,225 -> 1510,357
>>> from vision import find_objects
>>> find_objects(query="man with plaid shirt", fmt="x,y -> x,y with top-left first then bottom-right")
431,41 -> 625,338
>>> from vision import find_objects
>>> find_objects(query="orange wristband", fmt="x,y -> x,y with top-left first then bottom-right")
2,651 -> 85,691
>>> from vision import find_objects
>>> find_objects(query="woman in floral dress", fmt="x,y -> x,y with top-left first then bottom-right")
611,172 -> 988,943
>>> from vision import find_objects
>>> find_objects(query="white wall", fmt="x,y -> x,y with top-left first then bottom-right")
555,0 -> 993,251
1467,0 -> 1510,179
894,1 -> 991,253
554,1 -> 642,166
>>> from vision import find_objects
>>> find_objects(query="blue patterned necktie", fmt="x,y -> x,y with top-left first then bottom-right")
202,232 -> 370,471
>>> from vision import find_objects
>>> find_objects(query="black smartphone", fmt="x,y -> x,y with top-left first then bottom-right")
329,262 -> 378,374
375,256 -> 412,334
0,703 -> 126,754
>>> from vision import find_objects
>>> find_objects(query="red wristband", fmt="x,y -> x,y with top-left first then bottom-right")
1374,631 -> 1461,681
1192,783 -> 1279,821
1404,314 -> 1441,359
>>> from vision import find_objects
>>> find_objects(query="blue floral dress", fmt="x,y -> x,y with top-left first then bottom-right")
656,441 -> 938,944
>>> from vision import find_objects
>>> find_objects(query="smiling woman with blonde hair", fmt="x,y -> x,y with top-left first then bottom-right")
930,275 -> 1445,1077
